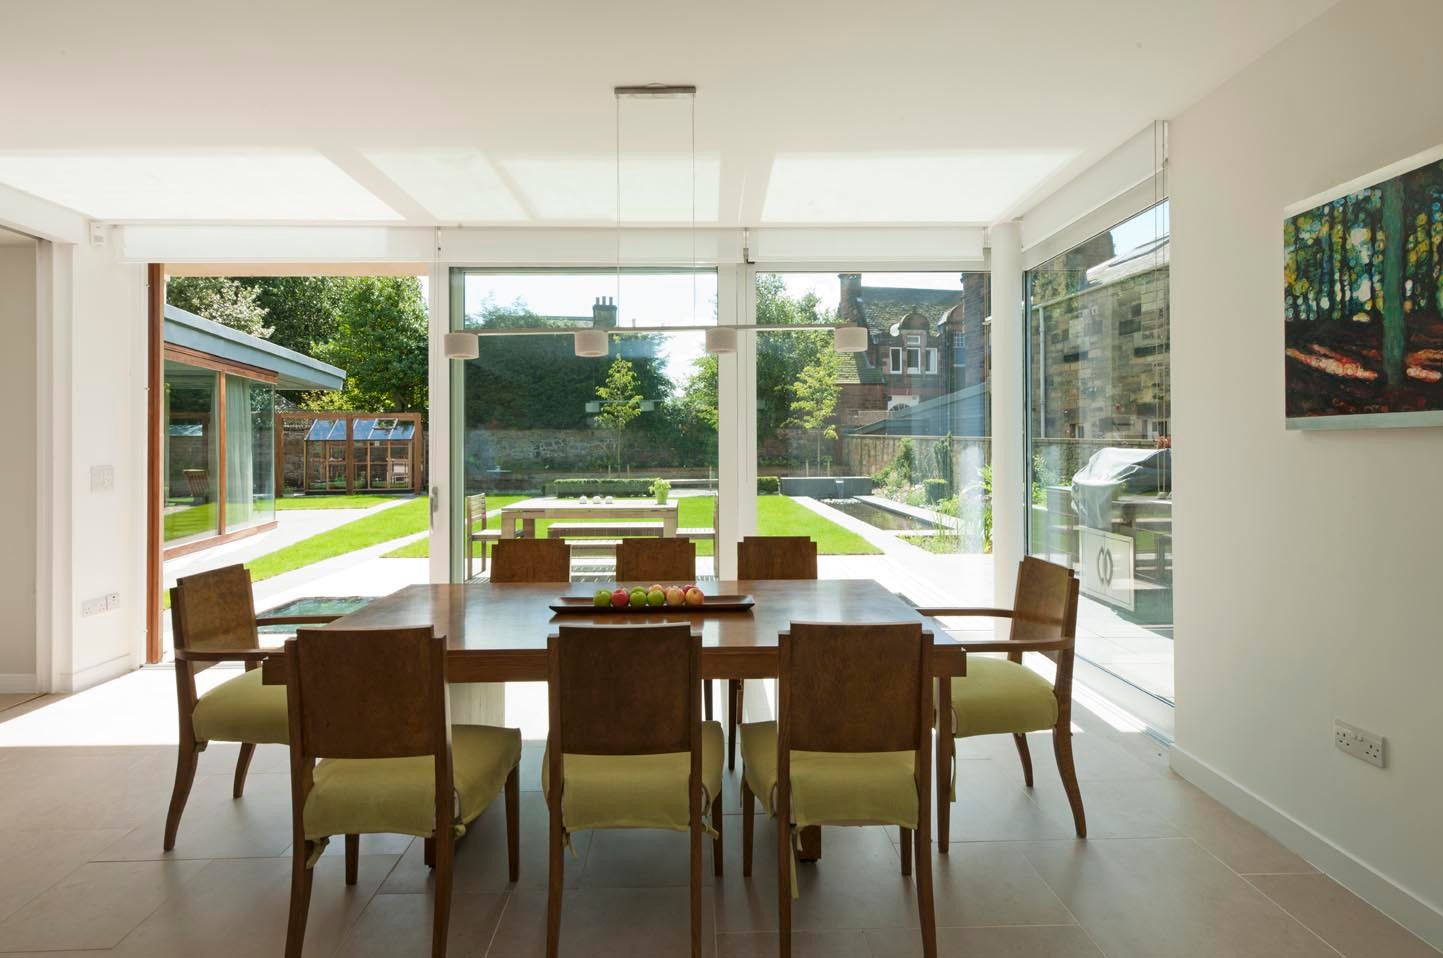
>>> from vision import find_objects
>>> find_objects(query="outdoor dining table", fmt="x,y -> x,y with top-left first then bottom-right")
496,496 -> 679,540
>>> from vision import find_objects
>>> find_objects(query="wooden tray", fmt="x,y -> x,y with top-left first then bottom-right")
550,594 -> 755,615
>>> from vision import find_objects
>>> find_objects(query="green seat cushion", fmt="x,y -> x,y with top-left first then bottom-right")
739,722 -> 918,830
303,724 -> 521,840
191,668 -> 288,745
950,656 -> 1058,738
542,721 -> 724,834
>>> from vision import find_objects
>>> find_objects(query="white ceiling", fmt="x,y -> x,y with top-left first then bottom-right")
0,0 -> 1336,228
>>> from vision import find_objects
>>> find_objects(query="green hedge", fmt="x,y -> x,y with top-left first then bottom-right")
546,477 -> 659,497
757,476 -> 780,495
924,479 -> 950,504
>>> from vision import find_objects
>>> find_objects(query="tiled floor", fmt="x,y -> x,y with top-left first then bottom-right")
0,679 -> 1436,957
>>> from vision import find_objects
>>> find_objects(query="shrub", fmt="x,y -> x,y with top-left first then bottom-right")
546,477 -> 658,497
886,438 -> 916,486
923,478 -> 950,503
757,476 -> 781,495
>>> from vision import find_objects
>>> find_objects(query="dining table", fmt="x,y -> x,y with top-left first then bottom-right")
496,496 -> 679,540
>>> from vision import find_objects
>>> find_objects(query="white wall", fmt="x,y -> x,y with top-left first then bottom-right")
1169,0 -> 1443,944
0,238 -> 38,689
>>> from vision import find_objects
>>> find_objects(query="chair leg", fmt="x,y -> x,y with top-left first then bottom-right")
1014,733 -> 1035,788
899,827 -> 912,876
233,742 -> 256,799
727,680 -> 738,773
546,798 -> 564,958
431,828 -> 454,958
712,791 -> 724,877
690,810 -> 703,958
704,680 -> 714,721
741,778 -> 754,877
778,818 -> 792,958
935,730 -> 951,854
285,840 -> 316,958
163,743 -> 201,851
344,834 -> 359,885
914,825 -> 937,958
505,765 -> 520,882
424,835 -> 436,869
1053,724 -> 1087,838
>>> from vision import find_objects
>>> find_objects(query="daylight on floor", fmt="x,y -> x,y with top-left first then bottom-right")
1,1 -> 1439,956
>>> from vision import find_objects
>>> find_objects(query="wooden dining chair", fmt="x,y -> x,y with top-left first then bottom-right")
916,556 -> 1086,848
490,537 -> 571,582
465,492 -> 502,579
544,623 -> 724,958
730,536 -> 818,769
165,564 -> 340,851
739,621 -> 936,958
615,536 -> 696,583
283,626 -> 522,958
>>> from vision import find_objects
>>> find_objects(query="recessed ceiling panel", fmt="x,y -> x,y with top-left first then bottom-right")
364,148 -> 527,222
760,150 -> 1080,224
497,154 -> 721,223
0,151 -> 401,221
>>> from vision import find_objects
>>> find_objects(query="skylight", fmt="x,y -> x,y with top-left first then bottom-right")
363,148 -> 528,222
0,151 -> 402,221
760,150 -> 1080,224
496,154 -> 721,223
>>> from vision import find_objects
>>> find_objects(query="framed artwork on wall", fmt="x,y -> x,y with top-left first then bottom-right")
1284,146 -> 1443,429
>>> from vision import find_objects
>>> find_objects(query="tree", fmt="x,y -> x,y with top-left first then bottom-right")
785,348 -> 842,473
166,276 -> 272,338
594,356 -> 643,472
306,277 -> 429,413
244,276 -> 347,354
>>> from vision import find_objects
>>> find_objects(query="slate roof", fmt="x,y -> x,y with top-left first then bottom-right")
847,286 -> 963,340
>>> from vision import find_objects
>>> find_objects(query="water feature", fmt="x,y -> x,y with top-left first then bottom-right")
822,498 -> 936,532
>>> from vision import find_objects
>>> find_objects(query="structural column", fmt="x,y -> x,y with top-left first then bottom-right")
988,222 -> 1025,609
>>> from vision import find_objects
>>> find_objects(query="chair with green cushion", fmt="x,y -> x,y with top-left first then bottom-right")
544,622 -> 723,958
165,564 -> 340,851
916,556 -> 1086,848
739,621 -> 936,958
283,626 -> 521,958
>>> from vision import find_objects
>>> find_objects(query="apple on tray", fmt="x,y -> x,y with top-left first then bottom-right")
628,588 -> 648,608
593,588 -> 612,608
684,586 -> 705,606
610,588 -> 630,608
664,586 -> 685,607
646,587 -> 666,607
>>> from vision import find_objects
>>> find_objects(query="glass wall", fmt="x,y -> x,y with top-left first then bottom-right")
224,374 -> 276,531
1026,202 -> 1173,703
753,271 -> 991,605
453,269 -> 719,579
163,361 -> 220,546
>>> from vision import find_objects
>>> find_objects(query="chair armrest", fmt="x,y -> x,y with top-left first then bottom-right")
173,647 -> 278,664
255,614 -> 342,627
914,607 -> 1014,618
955,637 -> 1072,654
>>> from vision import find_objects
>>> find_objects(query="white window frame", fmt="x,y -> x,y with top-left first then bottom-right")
926,348 -> 939,374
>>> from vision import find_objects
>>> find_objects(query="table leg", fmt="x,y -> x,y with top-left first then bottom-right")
501,517 -> 516,540
798,825 -> 822,863
663,514 -> 677,537
523,517 -> 536,539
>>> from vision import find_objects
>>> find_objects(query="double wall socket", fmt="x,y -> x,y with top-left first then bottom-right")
81,592 -> 121,617
1334,720 -> 1385,768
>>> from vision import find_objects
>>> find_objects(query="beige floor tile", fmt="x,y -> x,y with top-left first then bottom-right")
488,885 -> 716,957
110,854 -> 395,958
0,858 -> 207,951
0,827 -> 131,922
940,761 -> 1076,842
0,749 -> 146,831
1122,777 -> 1317,875
866,923 -> 1105,957
95,771 -> 295,861
718,928 -> 871,956
382,792 -> 593,894
1022,777 -> 1180,840
1247,874 -> 1442,957
581,826 -> 720,888
0,693 -> 40,713
927,843 -> 1075,927
993,728 -> 1171,786
334,890 -> 508,957
1021,838 -> 1336,957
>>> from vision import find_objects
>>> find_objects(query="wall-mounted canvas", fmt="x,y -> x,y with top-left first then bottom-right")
1284,151 -> 1443,429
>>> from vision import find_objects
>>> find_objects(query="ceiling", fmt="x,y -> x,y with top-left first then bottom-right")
0,0 -> 1336,229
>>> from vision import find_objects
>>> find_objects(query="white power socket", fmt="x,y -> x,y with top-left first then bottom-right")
1334,720 -> 1385,768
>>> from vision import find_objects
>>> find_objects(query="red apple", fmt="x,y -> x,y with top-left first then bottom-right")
610,588 -> 630,608
664,586 -> 685,606
684,587 -> 705,606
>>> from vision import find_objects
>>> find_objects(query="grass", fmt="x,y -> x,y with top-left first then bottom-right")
245,497 -> 433,583
276,494 -> 408,511
163,501 -> 217,542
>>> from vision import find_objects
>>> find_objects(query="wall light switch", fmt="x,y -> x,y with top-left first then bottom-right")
90,465 -> 115,492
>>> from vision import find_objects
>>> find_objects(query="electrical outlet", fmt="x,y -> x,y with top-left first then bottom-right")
1335,720 -> 1385,768
105,592 -> 120,611
81,596 -> 106,617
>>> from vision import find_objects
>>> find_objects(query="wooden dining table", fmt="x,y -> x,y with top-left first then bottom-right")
496,496 -> 679,540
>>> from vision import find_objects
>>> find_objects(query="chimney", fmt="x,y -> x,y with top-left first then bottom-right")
838,273 -> 863,324
592,296 -> 618,328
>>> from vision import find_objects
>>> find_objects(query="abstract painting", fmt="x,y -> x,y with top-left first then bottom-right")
1284,152 -> 1443,428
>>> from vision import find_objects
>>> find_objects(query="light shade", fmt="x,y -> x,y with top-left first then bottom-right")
444,332 -> 479,360
834,325 -> 869,353
705,327 -> 737,354
574,329 -> 610,357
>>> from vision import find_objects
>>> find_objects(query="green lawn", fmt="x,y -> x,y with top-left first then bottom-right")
381,494 -> 879,559
163,501 -> 217,542
276,494 -> 409,511
246,497 -> 433,583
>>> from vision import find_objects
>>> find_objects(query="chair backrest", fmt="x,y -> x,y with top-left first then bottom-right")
549,623 -> 698,756
490,538 -> 570,582
1009,556 -> 1079,662
736,536 -> 818,580
465,492 -> 488,531
286,626 -> 447,760
616,537 -> 696,583
779,621 -> 927,754
170,564 -> 259,675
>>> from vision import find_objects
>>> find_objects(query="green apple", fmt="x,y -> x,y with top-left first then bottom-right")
647,588 -> 666,607
593,588 -> 612,607
629,588 -> 648,608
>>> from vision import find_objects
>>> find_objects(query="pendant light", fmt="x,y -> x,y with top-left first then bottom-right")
444,331 -> 479,360
574,328 -> 609,357
705,326 -> 737,354
834,325 -> 868,353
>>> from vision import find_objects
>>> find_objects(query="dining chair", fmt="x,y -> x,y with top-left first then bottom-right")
165,564 -> 340,851
465,492 -> 502,579
615,536 -> 696,583
490,537 -> 571,582
544,623 -> 724,957
739,621 -> 936,958
730,536 -> 818,769
283,626 -> 522,958
916,556 -> 1086,847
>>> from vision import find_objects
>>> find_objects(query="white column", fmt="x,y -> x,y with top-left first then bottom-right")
989,222 -> 1025,608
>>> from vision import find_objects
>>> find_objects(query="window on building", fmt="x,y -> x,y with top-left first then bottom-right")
905,347 -> 922,373
926,348 -> 939,374
952,332 -> 966,365
889,347 -> 902,373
